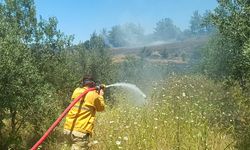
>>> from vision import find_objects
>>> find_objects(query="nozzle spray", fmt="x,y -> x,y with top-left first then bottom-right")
96,84 -> 106,92
106,83 -> 146,99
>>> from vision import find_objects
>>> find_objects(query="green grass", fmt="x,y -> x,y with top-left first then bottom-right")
49,75 -> 247,150
82,75 -> 236,149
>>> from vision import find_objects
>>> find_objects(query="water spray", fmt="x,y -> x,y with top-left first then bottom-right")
106,82 -> 146,98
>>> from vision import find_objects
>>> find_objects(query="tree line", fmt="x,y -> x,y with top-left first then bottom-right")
100,11 -> 214,47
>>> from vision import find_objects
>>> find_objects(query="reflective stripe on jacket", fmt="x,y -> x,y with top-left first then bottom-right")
64,87 -> 105,135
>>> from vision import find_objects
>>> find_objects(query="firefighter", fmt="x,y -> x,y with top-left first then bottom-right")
64,75 -> 105,150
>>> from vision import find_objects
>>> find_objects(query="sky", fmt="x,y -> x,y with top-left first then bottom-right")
35,0 -> 218,43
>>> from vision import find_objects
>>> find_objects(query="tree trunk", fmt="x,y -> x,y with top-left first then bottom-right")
10,107 -> 17,137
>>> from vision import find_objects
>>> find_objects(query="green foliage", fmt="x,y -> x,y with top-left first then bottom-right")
0,0 -> 76,149
243,38 -> 250,78
211,0 -> 250,42
69,33 -> 117,85
117,56 -> 144,84
0,29 -> 39,149
203,0 -> 250,87
154,18 -> 181,40
203,35 -> 236,79
31,16 -> 74,91
189,10 -> 216,36
203,0 -> 250,88
0,13 -> 62,149
84,32 -> 105,50
2,0 -> 37,43
108,25 -> 127,47
201,0 -> 250,148
108,23 -> 144,47
190,11 -> 204,35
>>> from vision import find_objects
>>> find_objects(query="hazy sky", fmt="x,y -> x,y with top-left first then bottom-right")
35,0 -> 218,43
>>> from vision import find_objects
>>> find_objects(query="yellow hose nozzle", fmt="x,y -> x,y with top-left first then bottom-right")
96,84 -> 106,91
100,84 -> 106,89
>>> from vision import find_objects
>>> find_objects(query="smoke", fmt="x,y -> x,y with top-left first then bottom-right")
99,22 -> 182,48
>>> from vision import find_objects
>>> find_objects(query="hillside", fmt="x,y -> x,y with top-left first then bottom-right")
111,37 -> 208,64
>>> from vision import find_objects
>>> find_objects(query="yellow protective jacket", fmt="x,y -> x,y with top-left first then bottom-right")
64,87 -> 105,135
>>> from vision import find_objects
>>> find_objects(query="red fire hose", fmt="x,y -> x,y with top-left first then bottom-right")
31,87 -> 97,150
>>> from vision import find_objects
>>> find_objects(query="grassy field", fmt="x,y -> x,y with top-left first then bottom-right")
53,75 -> 237,150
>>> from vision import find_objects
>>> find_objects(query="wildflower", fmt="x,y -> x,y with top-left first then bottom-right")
176,96 -> 180,99
125,125 -> 130,129
92,140 -> 98,145
154,118 -> 158,121
116,141 -> 121,145
182,92 -> 186,97
154,126 -> 158,129
109,121 -> 114,124
123,136 -> 128,141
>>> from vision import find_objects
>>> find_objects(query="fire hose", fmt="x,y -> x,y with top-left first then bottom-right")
31,87 -> 99,150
